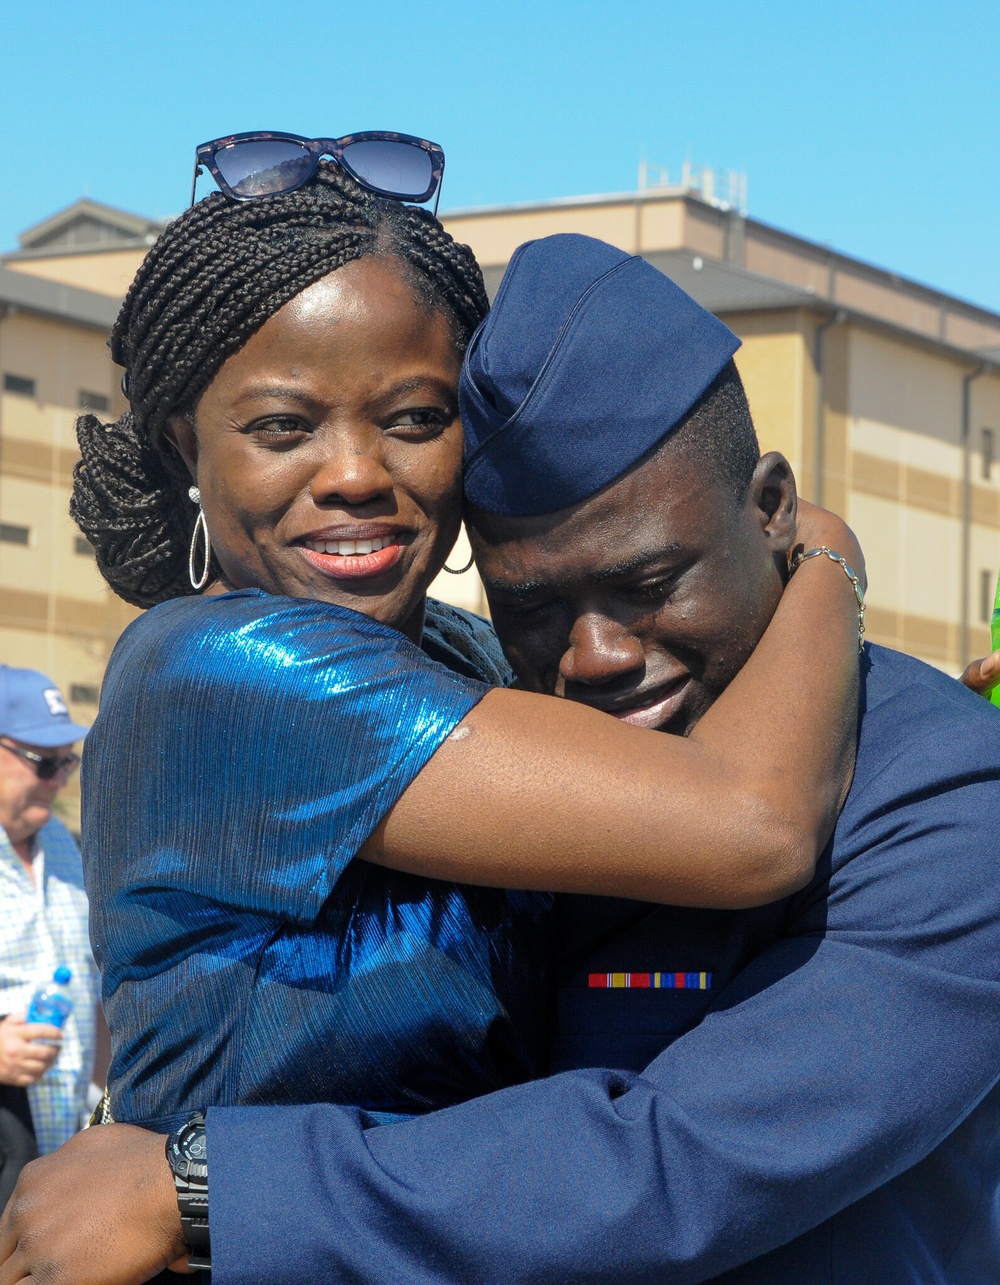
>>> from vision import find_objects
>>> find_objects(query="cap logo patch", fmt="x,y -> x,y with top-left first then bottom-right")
43,688 -> 68,716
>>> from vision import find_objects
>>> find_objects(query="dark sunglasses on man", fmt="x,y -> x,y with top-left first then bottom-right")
191,130 -> 445,212
0,739 -> 81,781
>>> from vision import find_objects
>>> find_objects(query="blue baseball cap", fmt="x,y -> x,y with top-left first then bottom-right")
460,233 -> 741,515
0,666 -> 90,748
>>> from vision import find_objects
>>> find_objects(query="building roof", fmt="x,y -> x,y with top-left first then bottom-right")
481,248 -> 817,310
8,199 -> 166,259
484,247 -> 1000,374
449,188 -> 1000,335
644,249 -> 818,313
0,264 -> 120,330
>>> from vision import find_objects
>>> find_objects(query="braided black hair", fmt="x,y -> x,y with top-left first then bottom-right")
71,164 -> 489,608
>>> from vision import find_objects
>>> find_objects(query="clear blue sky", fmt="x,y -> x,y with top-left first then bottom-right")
3,0 -> 999,311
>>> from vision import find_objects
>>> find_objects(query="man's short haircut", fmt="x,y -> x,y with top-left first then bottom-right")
665,359 -> 761,503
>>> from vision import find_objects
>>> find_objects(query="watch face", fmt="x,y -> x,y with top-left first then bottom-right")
179,1127 -> 207,1163
170,1117 -> 209,1186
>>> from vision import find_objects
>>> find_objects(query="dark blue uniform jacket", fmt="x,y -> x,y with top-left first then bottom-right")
209,645 -> 1000,1283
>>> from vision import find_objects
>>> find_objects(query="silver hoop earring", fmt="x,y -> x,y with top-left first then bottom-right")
442,550 -> 475,575
187,486 -> 212,591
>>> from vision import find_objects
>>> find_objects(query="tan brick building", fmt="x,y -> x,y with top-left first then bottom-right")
2,190 -> 998,828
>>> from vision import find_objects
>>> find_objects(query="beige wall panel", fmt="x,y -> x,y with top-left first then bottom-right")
1,314 -> 114,415
0,582 -> 137,642
834,272 -> 941,338
743,231 -> 830,295
51,511 -> 108,600
851,419 -> 962,480
862,604 -> 901,651
4,250 -> 145,299
725,316 -> 805,475
678,205 -> 725,259
905,466 -> 960,519
444,205 -> 640,267
848,491 -> 960,624
969,622 -> 992,660
971,482 -> 1000,530
819,326 -> 850,517
899,613 -> 954,666
846,330 -> 963,449
861,608 -> 984,674
0,436 -> 79,485
0,393 -> 55,446
943,311 -> 1000,351
635,200 -> 686,253
0,477 -> 106,600
0,625 -> 54,670
851,452 -> 902,501
849,493 -> 902,619
0,476 -> 56,592
975,372 -> 1000,421
971,526 -> 1000,625
898,507 -> 962,623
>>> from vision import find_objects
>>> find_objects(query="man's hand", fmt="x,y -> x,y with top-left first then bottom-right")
960,649 -> 1000,699
0,1124 -> 190,1285
0,1016 -> 61,1087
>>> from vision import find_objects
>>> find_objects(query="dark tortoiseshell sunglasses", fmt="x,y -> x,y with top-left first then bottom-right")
191,130 -> 445,213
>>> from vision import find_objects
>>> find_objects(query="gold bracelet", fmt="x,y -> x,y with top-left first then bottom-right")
789,545 -> 866,653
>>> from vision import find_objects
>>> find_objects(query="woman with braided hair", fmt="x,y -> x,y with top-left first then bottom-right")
69,156 -> 863,1160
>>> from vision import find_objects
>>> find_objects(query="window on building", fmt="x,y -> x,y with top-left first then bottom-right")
78,389 -> 109,413
0,523 -> 30,546
981,568 -> 998,624
982,428 -> 996,482
3,373 -> 35,397
69,684 -> 100,705
73,535 -> 95,557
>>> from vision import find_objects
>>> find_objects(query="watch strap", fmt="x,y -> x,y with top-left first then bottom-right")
166,1112 -> 211,1271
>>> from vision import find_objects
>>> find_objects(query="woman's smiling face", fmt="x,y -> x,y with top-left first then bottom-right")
167,256 -> 465,642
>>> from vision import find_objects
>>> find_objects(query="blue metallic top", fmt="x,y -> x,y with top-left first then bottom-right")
83,590 -> 551,1132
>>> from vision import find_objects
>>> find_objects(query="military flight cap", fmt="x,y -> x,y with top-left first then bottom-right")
460,233 -> 741,515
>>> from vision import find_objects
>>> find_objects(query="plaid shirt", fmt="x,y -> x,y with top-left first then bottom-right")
0,817 -> 99,1153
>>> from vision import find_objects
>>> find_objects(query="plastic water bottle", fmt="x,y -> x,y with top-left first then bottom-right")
992,572 -> 1000,711
27,967 -> 74,1028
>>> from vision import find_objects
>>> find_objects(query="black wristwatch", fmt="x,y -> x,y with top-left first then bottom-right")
165,1112 -> 211,1271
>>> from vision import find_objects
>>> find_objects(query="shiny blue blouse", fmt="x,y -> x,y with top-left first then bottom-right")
83,591 -> 551,1132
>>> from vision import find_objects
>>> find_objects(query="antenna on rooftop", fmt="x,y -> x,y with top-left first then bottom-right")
638,157 -> 747,214
638,161 -> 671,191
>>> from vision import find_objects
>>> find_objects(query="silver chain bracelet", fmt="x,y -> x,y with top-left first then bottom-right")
789,546 -> 866,653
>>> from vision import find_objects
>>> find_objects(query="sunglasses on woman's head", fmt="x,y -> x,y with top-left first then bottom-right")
191,131 -> 446,213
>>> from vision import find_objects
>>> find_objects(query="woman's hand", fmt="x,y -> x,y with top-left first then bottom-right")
960,650 -> 1000,699
0,1124 -> 187,1285
794,500 -> 866,591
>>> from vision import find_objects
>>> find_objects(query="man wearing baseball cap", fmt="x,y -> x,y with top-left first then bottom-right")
0,666 -> 98,1205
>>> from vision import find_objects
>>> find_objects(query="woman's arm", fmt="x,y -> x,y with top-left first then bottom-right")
362,504 -> 861,910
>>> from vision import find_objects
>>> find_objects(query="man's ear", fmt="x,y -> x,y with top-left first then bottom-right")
164,414 -> 198,481
748,452 -> 797,553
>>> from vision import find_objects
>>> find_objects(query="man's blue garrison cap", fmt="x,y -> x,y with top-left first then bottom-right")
460,233 -> 741,516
